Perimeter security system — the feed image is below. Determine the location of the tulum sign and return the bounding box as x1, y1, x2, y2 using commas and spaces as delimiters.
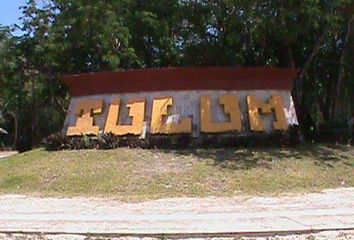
61, 67, 299, 139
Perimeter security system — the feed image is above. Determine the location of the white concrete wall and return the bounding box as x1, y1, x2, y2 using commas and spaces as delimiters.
62, 90, 298, 137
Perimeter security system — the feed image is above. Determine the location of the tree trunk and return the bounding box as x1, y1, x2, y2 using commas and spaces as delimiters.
49, 67, 54, 105
286, 43, 296, 68
332, 18, 352, 122
294, 29, 327, 105
31, 73, 36, 146
293, 28, 327, 125
7, 111, 18, 150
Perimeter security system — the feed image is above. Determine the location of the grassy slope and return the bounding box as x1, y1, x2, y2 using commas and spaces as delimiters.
0, 144, 353, 201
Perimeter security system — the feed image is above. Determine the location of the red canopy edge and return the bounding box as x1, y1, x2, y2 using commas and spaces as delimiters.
61, 67, 299, 97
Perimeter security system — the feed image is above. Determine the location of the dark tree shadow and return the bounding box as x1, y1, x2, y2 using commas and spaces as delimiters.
159, 144, 353, 170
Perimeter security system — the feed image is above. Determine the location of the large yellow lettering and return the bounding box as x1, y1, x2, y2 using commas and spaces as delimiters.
66, 99, 103, 136
151, 97, 192, 134
247, 95, 288, 131
201, 95, 242, 133
104, 98, 145, 135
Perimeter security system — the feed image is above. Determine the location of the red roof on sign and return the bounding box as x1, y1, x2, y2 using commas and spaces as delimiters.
61, 67, 299, 97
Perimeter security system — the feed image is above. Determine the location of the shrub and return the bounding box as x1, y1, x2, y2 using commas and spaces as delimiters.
44, 125, 303, 151
315, 122, 352, 144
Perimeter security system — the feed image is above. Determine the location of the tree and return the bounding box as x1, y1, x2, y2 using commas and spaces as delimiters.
0, 0, 353, 149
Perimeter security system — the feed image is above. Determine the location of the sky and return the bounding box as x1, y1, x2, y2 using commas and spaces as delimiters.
0, 0, 27, 34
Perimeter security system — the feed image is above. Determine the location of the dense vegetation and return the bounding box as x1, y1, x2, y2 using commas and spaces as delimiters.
0, 0, 353, 150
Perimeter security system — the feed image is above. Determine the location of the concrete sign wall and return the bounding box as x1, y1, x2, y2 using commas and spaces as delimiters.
61, 67, 299, 139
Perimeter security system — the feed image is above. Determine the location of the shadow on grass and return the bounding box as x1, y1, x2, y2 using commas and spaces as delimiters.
160, 144, 353, 170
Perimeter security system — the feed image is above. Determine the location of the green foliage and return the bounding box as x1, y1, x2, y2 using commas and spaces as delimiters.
44, 125, 302, 151
0, 0, 353, 149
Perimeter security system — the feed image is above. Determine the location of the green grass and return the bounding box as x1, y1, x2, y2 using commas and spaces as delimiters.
0, 144, 353, 201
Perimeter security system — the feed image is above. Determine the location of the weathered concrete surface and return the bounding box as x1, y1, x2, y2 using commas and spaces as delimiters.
1, 230, 354, 240
0, 188, 353, 236
63, 90, 298, 136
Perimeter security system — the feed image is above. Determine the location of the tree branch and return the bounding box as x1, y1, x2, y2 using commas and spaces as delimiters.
294, 28, 327, 104
332, 17, 353, 121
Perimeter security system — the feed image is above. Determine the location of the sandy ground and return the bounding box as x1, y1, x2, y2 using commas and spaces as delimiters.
0, 188, 353, 238
0, 230, 354, 240
0, 151, 18, 160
